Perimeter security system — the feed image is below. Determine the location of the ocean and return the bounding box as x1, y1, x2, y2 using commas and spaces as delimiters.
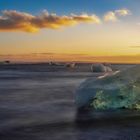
0, 63, 140, 140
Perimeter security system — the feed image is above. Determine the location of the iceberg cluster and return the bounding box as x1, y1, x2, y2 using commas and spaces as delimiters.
76, 65, 140, 110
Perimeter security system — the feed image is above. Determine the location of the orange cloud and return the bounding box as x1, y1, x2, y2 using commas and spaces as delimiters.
0, 10, 101, 32
0, 9, 131, 32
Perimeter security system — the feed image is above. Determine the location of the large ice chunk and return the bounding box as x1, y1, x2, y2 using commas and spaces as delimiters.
76, 65, 140, 110
91, 63, 112, 73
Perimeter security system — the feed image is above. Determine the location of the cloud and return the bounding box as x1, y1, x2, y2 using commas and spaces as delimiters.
0, 10, 101, 32
115, 9, 131, 16
104, 8, 130, 22
104, 11, 117, 22
0, 8, 131, 32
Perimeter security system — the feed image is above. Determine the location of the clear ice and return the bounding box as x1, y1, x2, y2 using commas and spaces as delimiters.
76, 65, 140, 110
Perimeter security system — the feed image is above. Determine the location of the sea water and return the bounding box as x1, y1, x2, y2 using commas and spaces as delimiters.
0, 64, 140, 140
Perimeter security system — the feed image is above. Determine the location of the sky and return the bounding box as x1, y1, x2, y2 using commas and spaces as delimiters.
0, 0, 140, 63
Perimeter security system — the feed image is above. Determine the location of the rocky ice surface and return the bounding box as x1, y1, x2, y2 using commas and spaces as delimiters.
76, 65, 140, 110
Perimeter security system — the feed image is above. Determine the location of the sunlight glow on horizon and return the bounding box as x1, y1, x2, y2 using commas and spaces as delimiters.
0, 1, 140, 63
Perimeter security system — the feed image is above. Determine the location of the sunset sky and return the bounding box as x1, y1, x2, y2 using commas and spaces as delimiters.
0, 0, 140, 63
